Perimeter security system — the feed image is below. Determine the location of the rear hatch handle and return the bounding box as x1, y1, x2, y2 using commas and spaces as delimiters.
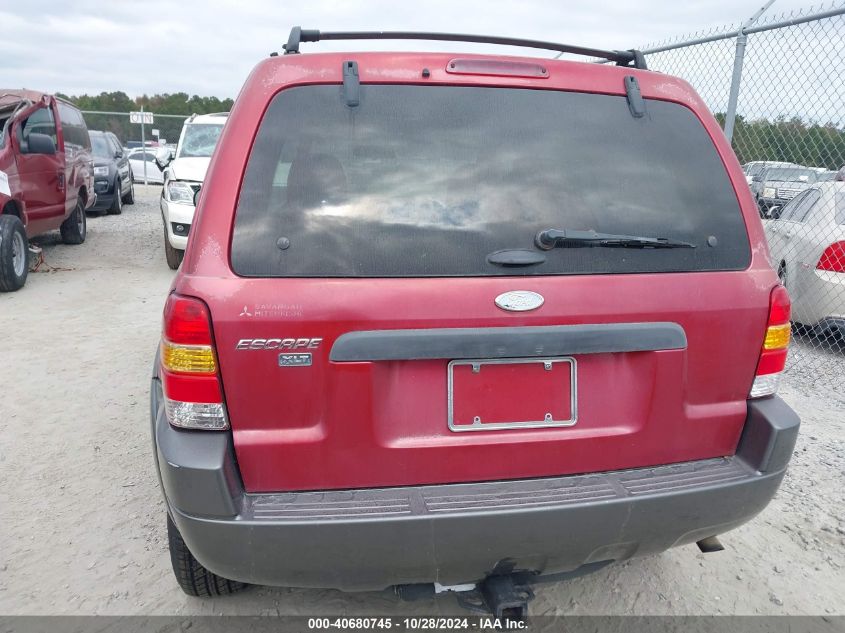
330, 322, 687, 362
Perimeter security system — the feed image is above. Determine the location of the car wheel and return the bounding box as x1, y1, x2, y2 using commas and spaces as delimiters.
60, 198, 87, 245
122, 174, 135, 205
167, 514, 246, 597
108, 179, 123, 215
0, 214, 29, 292
163, 221, 184, 270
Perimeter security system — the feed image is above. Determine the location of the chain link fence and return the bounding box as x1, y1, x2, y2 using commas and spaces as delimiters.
639, 4, 845, 387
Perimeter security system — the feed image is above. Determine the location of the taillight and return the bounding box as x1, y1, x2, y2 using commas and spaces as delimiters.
816, 241, 845, 273
750, 285, 791, 399
159, 294, 228, 430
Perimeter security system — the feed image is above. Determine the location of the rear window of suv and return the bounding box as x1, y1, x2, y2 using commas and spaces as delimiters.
231, 84, 750, 277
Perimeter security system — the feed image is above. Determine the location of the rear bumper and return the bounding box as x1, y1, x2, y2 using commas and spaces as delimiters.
150, 376, 799, 591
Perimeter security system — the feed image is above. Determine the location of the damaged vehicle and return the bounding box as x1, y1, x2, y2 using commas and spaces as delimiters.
0, 90, 94, 292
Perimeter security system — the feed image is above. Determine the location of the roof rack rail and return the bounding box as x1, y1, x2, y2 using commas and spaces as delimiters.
281, 27, 647, 69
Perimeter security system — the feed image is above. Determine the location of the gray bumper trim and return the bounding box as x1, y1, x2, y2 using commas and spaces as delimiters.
152, 374, 799, 591
330, 322, 686, 362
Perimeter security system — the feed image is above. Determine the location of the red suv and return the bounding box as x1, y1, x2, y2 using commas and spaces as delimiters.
150, 30, 800, 615
0, 90, 94, 291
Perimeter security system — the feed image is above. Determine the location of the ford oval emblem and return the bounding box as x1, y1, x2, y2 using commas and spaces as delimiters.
494, 290, 545, 312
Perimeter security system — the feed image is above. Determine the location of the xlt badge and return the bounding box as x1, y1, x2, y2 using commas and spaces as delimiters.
278, 353, 312, 367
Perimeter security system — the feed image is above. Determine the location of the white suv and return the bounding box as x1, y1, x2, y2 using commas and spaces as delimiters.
160, 113, 228, 268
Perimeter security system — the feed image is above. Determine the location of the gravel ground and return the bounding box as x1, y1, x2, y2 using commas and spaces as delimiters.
0, 185, 842, 615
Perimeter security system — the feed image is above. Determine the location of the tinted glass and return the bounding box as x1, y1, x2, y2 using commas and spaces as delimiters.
776, 191, 808, 221
57, 102, 91, 150
178, 123, 223, 158
22, 107, 56, 143
232, 85, 750, 277
90, 133, 112, 158
791, 190, 821, 222
106, 134, 122, 154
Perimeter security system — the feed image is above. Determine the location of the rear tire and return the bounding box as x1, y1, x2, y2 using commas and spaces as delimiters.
108, 179, 123, 215
60, 198, 87, 244
163, 221, 184, 270
167, 514, 246, 597
0, 215, 29, 292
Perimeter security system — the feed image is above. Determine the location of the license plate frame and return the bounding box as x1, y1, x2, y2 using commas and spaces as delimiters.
447, 357, 578, 432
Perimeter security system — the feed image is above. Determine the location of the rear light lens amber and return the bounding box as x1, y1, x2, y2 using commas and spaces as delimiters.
159, 294, 228, 430
750, 285, 791, 399
816, 241, 845, 273
763, 324, 791, 350
161, 341, 217, 373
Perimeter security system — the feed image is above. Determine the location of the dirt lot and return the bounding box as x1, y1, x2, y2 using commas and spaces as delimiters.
0, 185, 843, 615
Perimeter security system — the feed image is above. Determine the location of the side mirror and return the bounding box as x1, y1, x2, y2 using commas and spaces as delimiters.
26, 133, 56, 155
114, 150, 123, 159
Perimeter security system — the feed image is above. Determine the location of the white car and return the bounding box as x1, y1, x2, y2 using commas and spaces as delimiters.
765, 181, 845, 334
160, 113, 227, 269
128, 147, 169, 184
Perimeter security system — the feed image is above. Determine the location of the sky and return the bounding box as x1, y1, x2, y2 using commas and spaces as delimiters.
0, 0, 829, 99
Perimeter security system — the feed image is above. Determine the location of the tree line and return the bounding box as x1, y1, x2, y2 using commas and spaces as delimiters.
715, 113, 845, 171
57, 91, 234, 146
57, 91, 845, 170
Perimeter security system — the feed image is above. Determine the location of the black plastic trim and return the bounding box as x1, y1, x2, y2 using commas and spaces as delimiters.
736, 396, 801, 473
151, 351, 243, 519
330, 322, 687, 362
624, 75, 646, 118
342, 60, 360, 107
282, 27, 642, 67
168, 454, 788, 591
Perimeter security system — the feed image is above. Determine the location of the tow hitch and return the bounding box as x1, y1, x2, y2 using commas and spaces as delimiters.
396, 562, 612, 619
396, 574, 534, 620
470, 574, 535, 620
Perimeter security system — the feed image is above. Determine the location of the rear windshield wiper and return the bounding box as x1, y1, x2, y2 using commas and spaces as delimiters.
535, 228, 696, 250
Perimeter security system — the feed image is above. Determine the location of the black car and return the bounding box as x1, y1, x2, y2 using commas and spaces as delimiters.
89, 130, 134, 214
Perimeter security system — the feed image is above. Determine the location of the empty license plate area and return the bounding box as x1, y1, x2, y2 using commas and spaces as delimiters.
448, 357, 577, 432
